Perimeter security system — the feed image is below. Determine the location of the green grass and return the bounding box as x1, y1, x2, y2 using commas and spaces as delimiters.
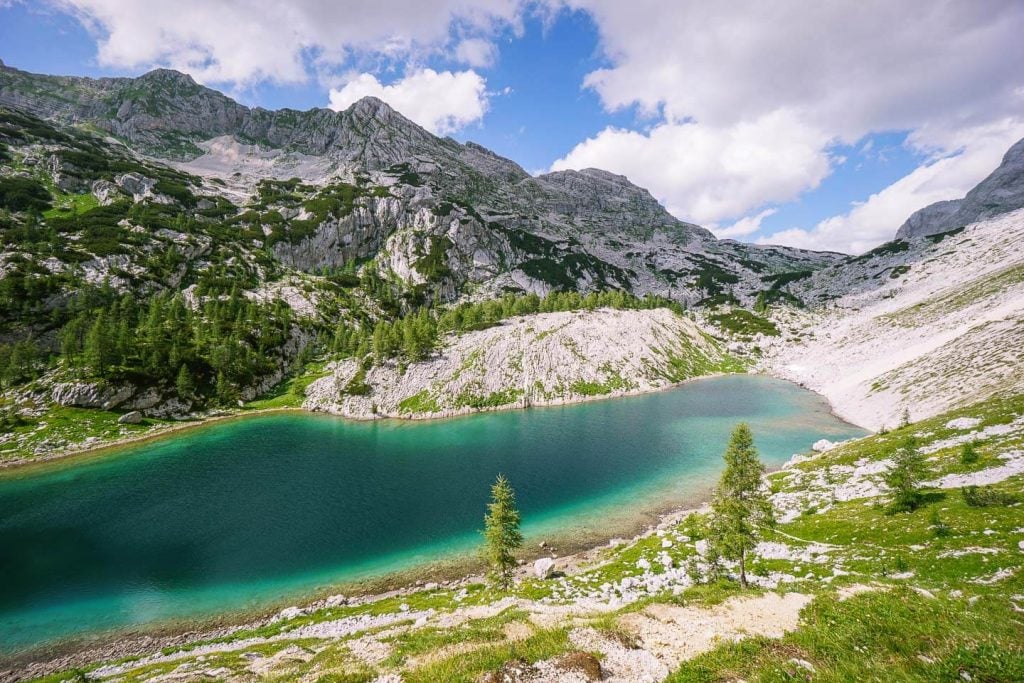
669, 587, 1024, 682
0, 404, 165, 465
453, 388, 524, 410
403, 627, 571, 683
246, 361, 330, 410
42, 191, 100, 219
708, 309, 780, 338
397, 390, 441, 414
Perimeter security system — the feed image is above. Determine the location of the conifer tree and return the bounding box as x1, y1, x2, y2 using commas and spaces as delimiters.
175, 364, 195, 399
886, 436, 927, 511
709, 423, 773, 587
483, 474, 524, 590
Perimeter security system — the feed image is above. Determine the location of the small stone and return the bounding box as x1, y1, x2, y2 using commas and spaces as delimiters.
399, 603, 410, 612
789, 658, 816, 673
661, 539, 673, 548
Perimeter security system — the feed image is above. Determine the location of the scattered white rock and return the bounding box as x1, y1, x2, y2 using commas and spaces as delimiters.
946, 417, 982, 430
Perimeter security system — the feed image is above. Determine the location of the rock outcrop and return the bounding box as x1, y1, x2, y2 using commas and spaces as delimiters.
303, 307, 739, 419
896, 137, 1024, 239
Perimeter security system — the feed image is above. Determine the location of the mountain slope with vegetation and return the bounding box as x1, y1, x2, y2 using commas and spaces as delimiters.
0, 63, 843, 462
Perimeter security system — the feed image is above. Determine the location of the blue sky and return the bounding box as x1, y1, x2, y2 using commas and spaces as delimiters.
2, 1, 1022, 253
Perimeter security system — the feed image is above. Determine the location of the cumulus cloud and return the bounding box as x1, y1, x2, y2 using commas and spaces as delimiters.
51, 0, 523, 84
328, 68, 488, 135
760, 120, 1024, 253
554, 0, 1024, 247
47, 0, 1024, 250
552, 110, 832, 225
715, 209, 778, 240
455, 38, 498, 67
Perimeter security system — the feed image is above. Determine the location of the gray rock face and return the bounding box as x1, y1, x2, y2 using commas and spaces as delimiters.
51, 381, 134, 410
117, 410, 143, 424
0, 62, 845, 303
896, 137, 1024, 239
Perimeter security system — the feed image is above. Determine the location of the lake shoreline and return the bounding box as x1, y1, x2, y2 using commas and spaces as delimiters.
1, 491, 715, 678
1, 370, 820, 474
0, 375, 868, 677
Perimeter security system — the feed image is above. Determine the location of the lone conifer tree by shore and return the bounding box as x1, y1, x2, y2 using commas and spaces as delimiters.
710, 423, 774, 587
483, 474, 524, 590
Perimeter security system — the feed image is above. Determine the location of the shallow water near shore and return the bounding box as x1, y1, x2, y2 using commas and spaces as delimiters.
0, 375, 866, 654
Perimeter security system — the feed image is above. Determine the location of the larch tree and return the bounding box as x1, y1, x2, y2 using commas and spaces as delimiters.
709, 423, 774, 588
483, 474, 524, 590
886, 435, 927, 512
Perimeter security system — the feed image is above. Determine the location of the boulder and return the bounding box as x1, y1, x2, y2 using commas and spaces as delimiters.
117, 410, 143, 425
115, 172, 157, 200
812, 439, 836, 452
534, 557, 556, 579
91, 179, 124, 205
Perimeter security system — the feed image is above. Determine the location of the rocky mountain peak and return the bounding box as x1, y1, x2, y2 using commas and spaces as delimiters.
345, 95, 396, 119
896, 134, 1024, 239
136, 68, 200, 87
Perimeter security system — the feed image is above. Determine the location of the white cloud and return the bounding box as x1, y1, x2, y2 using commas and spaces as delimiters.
455, 38, 497, 68
759, 119, 1024, 253
52, 0, 523, 84
714, 209, 777, 240
552, 110, 832, 225
328, 68, 488, 135
47, 0, 1024, 251
554, 0, 1024, 244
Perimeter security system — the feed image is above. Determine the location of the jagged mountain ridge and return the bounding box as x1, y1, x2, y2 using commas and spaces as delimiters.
0, 62, 842, 305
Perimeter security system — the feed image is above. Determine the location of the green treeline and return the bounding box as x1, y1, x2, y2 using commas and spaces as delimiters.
54, 285, 293, 404
330, 289, 685, 364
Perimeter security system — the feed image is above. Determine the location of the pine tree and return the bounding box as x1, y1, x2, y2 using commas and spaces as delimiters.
175, 364, 195, 399
482, 474, 524, 590
83, 312, 112, 377
886, 436, 927, 511
709, 423, 773, 587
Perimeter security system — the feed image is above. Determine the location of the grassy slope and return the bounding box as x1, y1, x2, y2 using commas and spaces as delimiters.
25, 393, 1024, 682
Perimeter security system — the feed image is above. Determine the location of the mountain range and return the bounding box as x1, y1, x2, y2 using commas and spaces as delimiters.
1, 60, 1023, 437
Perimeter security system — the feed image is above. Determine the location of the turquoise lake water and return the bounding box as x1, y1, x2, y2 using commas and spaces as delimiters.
0, 375, 866, 654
